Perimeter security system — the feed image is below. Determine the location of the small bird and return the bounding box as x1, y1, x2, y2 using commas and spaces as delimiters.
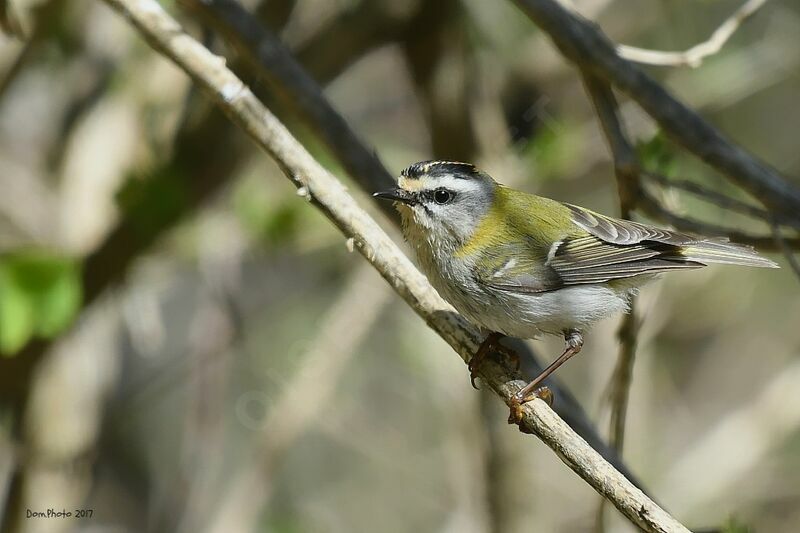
374, 160, 778, 423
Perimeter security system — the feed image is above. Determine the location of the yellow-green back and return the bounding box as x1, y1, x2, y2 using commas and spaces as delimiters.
455, 186, 575, 260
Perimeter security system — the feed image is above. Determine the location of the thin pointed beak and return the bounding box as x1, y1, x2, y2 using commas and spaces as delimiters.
373, 188, 416, 205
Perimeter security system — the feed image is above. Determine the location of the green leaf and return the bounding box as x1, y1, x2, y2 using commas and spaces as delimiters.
0, 265, 35, 355
0, 251, 82, 356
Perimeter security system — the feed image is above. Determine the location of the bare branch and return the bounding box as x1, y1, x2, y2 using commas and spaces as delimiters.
580, 73, 639, 214
641, 171, 797, 227
637, 190, 800, 251
512, 0, 800, 221
99, 1, 690, 530
178, 0, 398, 218
770, 223, 800, 284
608, 305, 639, 452
618, 0, 769, 68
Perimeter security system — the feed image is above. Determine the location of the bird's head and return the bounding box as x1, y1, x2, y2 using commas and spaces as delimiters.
374, 160, 497, 247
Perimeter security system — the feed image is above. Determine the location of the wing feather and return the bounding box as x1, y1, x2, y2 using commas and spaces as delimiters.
548, 235, 703, 285
473, 201, 774, 295
565, 203, 698, 246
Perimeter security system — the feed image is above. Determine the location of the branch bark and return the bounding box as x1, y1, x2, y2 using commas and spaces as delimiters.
98, 1, 690, 531
178, 0, 398, 210
512, 0, 800, 221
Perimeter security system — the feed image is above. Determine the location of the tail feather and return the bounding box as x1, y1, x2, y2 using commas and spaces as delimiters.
680, 239, 779, 269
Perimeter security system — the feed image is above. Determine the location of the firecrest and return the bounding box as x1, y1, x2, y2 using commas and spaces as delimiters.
374, 160, 778, 423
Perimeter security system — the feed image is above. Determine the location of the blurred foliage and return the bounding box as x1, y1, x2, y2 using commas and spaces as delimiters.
638, 130, 679, 177
116, 165, 190, 240
0, 250, 81, 355
721, 516, 754, 533
232, 176, 302, 247
0, 0, 24, 39
524, 119, 585, 182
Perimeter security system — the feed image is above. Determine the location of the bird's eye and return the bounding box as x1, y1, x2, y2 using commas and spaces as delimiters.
433, 188, 453, 204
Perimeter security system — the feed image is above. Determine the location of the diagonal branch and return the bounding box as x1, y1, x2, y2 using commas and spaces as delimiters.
581, 73, 640, 215
99, 1, 690, 531
179, 0, 398, 218
512, 0, 800, 221
636, 190, 800, 250
642, 171, 790, 226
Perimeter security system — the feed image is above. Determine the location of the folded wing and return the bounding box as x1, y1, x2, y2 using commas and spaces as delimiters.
475, 203, 776, 294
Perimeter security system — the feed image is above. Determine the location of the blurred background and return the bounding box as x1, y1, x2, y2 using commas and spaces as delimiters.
0, 0, 799, 532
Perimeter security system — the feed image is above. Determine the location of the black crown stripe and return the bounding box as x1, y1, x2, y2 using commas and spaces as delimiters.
400, 160, 480, 180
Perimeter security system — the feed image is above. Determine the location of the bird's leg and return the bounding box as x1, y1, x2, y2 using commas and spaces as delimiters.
508, 329, 583, 425
468, 332, 519, 389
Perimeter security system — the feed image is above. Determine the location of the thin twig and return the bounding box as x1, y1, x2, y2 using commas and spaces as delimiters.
574, 91, 800, 251
609, 304, 639, 452
618, 0, 769, 68
512, 0, 800, 221
770, 223, 800, 284
581, 73, 639, 212
99, 2, 689, 530
637, 189, 800, 251
642, 171, 786, 225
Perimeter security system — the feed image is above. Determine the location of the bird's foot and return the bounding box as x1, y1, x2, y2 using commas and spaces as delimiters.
507, 386, 553, 428
506, 329, 583, 427
469, 332, 519, 389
